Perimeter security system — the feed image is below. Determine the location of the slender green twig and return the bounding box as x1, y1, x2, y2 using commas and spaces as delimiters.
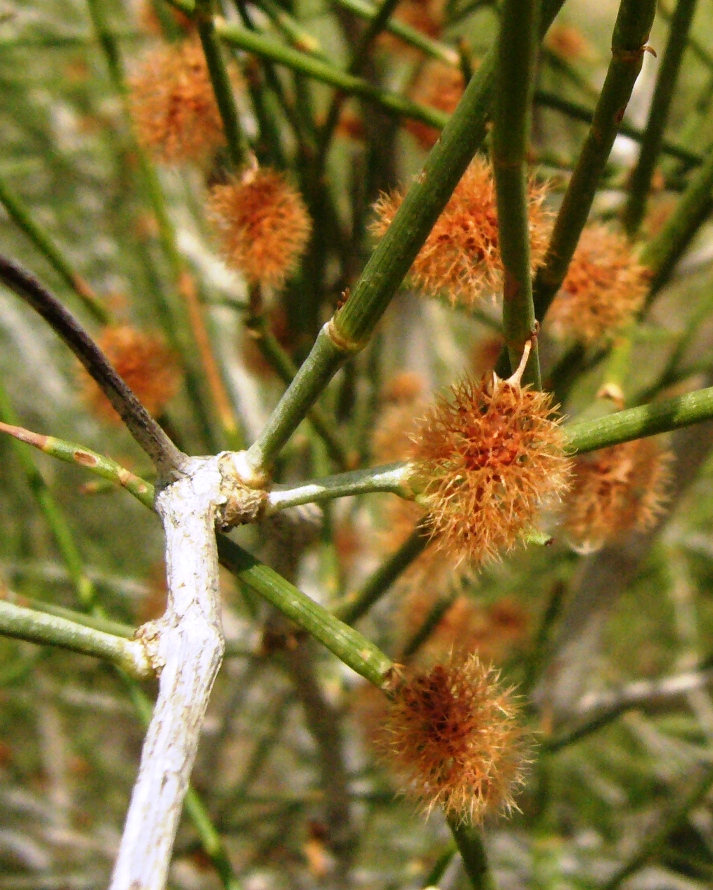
543, 706, 625, 752
329, 0, 460, 64
13, 377, 713, 521
195, 0, 246, 167
641, 139, 713, 295
168, 0, 450, 127
534, 88, 702, 166
245, 310, 351, 469
637, 283, 713, 403
622, 0, 699, 235
533, 0, 657, 321
520, 581, 567, 697
0, 174, 109, 324
86, 0, 242, 452
314, 0, 404, 175
0, 599, 152, 679
401, 592, 457, 660
492, 0, 542, 385
541, 45, 599, 101
0, 255, 185, 477
446, 816, 497, 890
601, 763, 713, 890
0, 421, 155, 509
258, 0, 324, 56
213, 18, 451, 129
336, 524, 431, 625
0, 379, 96, 609
240, 0, 567, 477
659, 0, 713, 71
422, 843, 458, 888
216, 535, 394, 687
265, 463, 413, 514
1, 590, 135, 638
564, 384, 713, 453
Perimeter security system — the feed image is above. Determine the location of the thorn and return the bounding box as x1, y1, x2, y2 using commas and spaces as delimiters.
507, 339, 532, 387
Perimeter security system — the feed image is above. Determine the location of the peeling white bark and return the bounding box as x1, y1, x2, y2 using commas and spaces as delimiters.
109, 457, 226, 890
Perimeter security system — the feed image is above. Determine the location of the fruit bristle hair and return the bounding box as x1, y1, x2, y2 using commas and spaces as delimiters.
208, 166, 312, 291
129, 36, 236, 165
407, 343, 571, 566
371, 157, 551, 307
547, 224, 650, 346
562, 437, 673, 552
378, 653, 529, 822
81, 325, 181, 423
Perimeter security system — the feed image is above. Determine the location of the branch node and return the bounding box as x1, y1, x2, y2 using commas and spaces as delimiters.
216, 452, 269, 528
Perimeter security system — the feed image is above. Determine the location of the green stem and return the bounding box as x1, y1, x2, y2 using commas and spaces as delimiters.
86, 0, 237, 453
258, 0, 325, 56
265, 462, 412, 513
242, 0, 567, 475
492, 0, 542, 385
446, 816, 497, 890
534, 88, 701, 167
0, 421, 155, 509
637, 283, 713, 402
519, 580, 567, 696
335, 524, 430, 625
541, 45, 599, 101
659, 0, 713, 71
184, 791, 243, 889
196, 0, 246, 167
212, 18, 450, 129
0, 599, 152, 679
216, 535, 394, 687
641, 138, 713, 294
1, 590, 135, 638
0, 380, 95, 608
243, 323, 349, 476
401, 592, 457, 660
601, 764, 713, 890
564, 384, 713, 453
533, 0, 656, 321
622, 0, 700, 235
329, 0, 460, 65
314, 0, 404, 175
422, 843, 458, 888
0, 174, 109, 324
245, 310, 351, 469
544, 711, 623, 753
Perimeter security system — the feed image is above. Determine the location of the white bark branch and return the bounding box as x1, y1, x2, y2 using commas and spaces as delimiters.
109, 457, 226, 890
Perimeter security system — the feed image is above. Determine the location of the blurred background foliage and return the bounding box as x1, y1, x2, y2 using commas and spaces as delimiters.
3, 0, 713, 887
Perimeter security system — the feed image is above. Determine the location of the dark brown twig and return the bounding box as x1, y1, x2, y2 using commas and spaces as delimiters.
0, 255, 186, 479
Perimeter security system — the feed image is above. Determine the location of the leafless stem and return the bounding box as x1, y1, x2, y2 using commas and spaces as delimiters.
0, 254, 186, 479
109, 457, 226, 890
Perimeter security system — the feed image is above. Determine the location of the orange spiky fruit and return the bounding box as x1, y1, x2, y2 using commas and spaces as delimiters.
407, 346, 571, 566
81, 325, 181, 423
208, 166, 312, 290
562, 437, 673, 552
378, 654, 528, 822
129, 36, 235, 165
547, 224, 650, 345
371, 157, 551, 308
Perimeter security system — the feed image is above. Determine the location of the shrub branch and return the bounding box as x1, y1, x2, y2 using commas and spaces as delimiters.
0, 255, 186, 478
